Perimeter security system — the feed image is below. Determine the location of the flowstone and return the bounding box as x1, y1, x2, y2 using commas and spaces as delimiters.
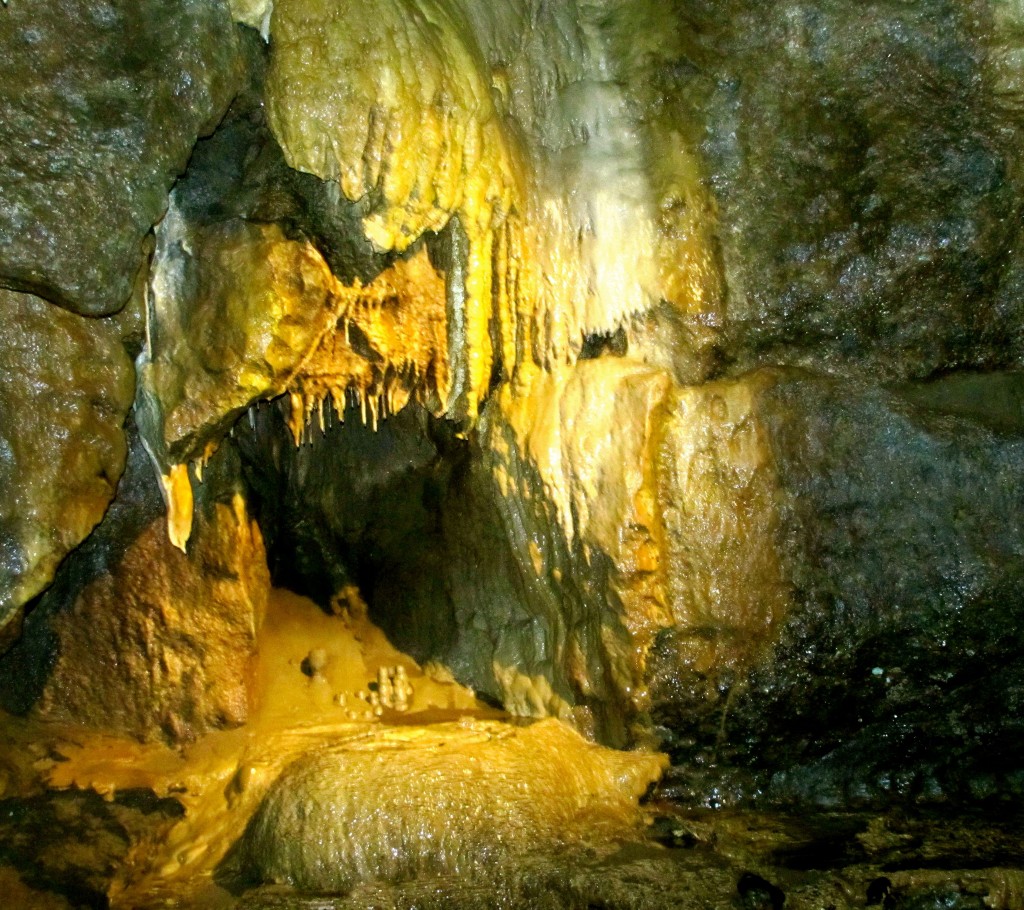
238, 718, 666, 893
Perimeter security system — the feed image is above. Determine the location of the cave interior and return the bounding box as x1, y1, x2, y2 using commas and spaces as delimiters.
0, 0, 1023, 907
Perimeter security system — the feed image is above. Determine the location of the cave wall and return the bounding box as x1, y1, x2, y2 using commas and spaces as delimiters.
0, 0, 1022, 804
0, 425, 268, 742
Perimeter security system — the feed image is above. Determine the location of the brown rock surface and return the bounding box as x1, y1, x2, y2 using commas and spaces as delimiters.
0, 289, 135, 643
0, 435, 269, 743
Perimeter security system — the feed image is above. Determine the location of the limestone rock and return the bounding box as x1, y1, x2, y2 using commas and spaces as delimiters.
170, 26, 389, 288
0, 290, 135, 644
233, 360, 795, 747
0, 432, 269, 743
667, 0, 1024, 379
655, 372, 792, 669
138, 193, 451, 475
228, 0, 273, 36
139, 213, 344, 464
263, 0, 723, 411
238, 718, 665, 892
650, 369, 1024, 806
476, 361, 676, 739
0, 0, 242, 315
470, 362, 795, 742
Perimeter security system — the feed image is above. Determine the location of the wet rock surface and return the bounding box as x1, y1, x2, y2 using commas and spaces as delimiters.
232, 719, 664, 894
171, 28, 390, 287
235, 389, 645, 745
0, 428, 269, 743
0, 0, 242, 315
666, 0, 1024, 379
0, 789, 183, 909
650, 370, 1024, 808
0, 0, 1022, 904
0, 289, 135, 643
6, 797, 1017, 909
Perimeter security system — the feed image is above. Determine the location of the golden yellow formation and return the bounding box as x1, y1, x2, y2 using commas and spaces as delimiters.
145, 0, 786, 722
262, 0, 723, 410
13, 589, 664, 907
284, 244, 451, 441
266, 0, 521, 417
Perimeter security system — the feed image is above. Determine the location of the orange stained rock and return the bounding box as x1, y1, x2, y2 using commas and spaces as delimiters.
12, 587, 664, 907
285, 244, 451, 442
241, 715, 668, 893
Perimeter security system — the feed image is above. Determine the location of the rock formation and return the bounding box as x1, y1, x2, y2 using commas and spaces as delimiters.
0, 0, 1022, 826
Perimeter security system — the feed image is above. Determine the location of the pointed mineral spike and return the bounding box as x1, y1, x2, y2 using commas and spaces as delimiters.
161, 464, 194, 554
288, 392, 304, 446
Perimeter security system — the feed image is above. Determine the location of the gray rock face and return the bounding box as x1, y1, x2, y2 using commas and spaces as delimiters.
650, 370, 1024, 807
0, 0, 242, 315
0, 289, 135, 643
666, 0, 1024, 379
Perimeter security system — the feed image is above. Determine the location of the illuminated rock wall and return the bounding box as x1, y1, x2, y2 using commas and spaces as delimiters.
0, 0, 1022, 806
0, 430, 269, 743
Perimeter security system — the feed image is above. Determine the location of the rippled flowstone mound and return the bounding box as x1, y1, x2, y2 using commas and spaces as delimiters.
237, 718, 667, 893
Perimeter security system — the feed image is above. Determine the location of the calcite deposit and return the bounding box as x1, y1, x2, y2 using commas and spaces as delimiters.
241, 718, 666, 892
263, 0, 721, 408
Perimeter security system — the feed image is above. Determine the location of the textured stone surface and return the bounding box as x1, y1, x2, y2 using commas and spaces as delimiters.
138, 196, 450, 480
238, 718, 665, 892
0, 0, 242, 314
263, 0, 722, 412
139, 213, 343, 464
476, 362, 676, 741
665, 0, 1024, 379
654, 372, 792, 668
0, 290, 135, 643
234, 360, 796, 748
650, 370, 1024, 807
0, 790, 184, 909
138, 37, 454, 502
0, 0, 1021, 829
171, 27, 389, 287
0, 431, 269, 743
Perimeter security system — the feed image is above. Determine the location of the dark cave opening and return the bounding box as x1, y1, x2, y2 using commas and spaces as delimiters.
233, 396, 471, 670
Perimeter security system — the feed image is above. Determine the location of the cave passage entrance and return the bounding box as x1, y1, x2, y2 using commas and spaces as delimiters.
235, 394, 478, 674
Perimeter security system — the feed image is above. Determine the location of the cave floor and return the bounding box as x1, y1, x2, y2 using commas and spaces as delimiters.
234, 807, 1024, 910
2, 794, 1022, 909
0, 589, 1021, 909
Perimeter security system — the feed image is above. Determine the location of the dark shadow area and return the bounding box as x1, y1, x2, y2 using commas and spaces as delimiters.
0, 789, 184, 909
